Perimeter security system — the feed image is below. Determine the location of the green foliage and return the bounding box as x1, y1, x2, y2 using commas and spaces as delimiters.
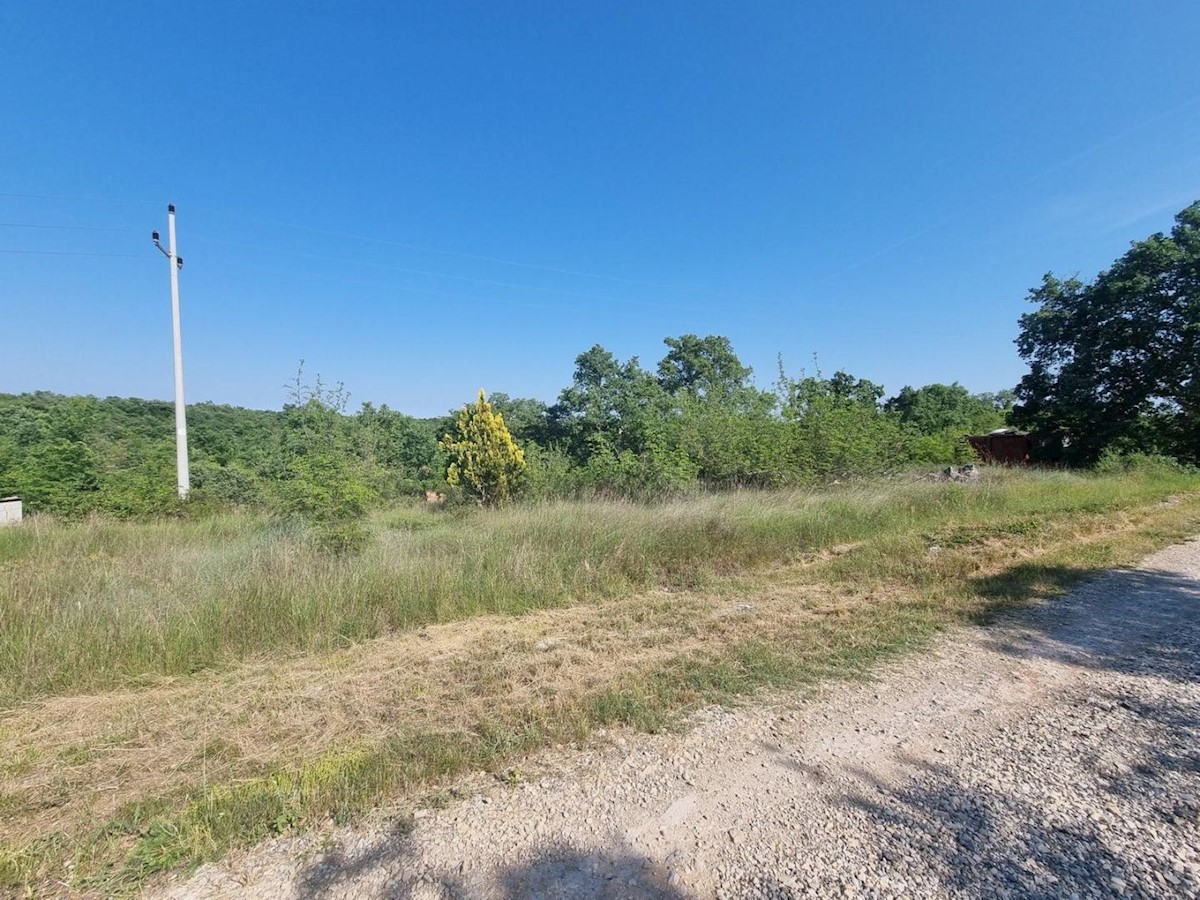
0, 395, 103, 514
885, 382, 1007, 435
100, 438, 186, 517
777, 361, 912, 478
1, 334, 1032, 518
518, 443, 576, 501
277, 366, 374, 553
903, 431, 978, 466
279, 450, 373, 521
575, 437, 700, 498
1093, 450, 1192, 477
673, 399, 791, 488
354, 401, 442, 492
0, 392, 285, 517
548, 344, 670, 464
881, 383, 1009, 466
191, 460, 263, 506
482, 393, 551, 445
440, 391, 527, 506
1013, 200, 1200, 465
656, 333, 753, 402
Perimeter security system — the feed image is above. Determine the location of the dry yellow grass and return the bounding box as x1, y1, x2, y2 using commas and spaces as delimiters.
0, 583, 811, 845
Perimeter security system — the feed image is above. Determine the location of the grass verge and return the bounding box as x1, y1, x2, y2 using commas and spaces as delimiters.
1, 468, 1198, 895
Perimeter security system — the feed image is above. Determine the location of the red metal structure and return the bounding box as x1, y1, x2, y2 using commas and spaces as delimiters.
967, 431, 1034, 465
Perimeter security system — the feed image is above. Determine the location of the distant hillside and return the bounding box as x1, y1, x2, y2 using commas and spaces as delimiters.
0, 336, 1020, 518
0, 392, 440, 515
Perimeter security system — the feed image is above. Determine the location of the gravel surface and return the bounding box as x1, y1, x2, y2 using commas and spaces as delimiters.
154, 539, 1200, 899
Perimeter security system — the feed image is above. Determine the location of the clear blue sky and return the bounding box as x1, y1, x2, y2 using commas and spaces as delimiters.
2, 2, 1198, 416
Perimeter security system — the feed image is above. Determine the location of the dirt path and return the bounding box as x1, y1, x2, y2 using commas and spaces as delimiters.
156, 540, 1200, 899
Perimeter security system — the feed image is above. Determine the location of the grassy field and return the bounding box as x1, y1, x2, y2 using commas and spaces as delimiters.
2, 467, 1199, 894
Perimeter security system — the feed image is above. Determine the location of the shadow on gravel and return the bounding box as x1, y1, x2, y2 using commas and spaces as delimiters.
476, 844, 687, 900
830, 558, 1200, 898
842, 756, 1178, 899
294, 558, 1200, 899
969, 564, 1200, 683
294, 819, 413, 899
295, 834, 688, 899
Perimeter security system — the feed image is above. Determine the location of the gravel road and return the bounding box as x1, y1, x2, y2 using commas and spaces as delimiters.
157, 539, 1200, 899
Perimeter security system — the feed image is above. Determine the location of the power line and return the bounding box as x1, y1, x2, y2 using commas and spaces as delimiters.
0, 222, 139, 233
212, 257, 760, 329
190, 236, 686, 309
195, 236, 739, 316
1, 191, 772, 310
192, 207, 799, 308
6, 91, 1197, 298
4, 190, 737, 298
260, 221, 692, 290
805, 93, 1200, 289
196, 206, 697, 291
0, 191, 159, 206
217, 257, 611, 317
3, 191, 779, 309
0, 248, 141, 258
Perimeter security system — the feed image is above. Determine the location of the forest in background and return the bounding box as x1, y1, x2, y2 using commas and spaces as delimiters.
5, 199, 1196, 525
0, 338, 1012, 520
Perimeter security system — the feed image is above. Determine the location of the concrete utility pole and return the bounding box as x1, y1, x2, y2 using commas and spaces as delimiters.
152, 204, 190, 499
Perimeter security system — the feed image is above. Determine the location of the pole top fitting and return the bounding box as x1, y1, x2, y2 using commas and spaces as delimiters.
168, 203, 176, 214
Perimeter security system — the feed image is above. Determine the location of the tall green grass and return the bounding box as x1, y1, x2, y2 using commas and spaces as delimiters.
1, 468, 1196, 705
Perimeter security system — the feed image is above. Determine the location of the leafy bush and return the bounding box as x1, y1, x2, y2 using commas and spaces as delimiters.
1093, 450, 1192, 476
519, 443, 576, 500
190, 460, 264, 507
439, 391, 527, 506
312, 520, 371, 555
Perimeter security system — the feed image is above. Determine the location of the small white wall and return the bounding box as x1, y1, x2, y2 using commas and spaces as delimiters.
0, 499, 22, 526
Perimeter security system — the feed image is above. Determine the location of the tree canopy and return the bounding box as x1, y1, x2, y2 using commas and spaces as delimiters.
656, 334, 753, 402
1, 333, 1025, 517
885, 383, 1008, 436
1012, 201, 1200, 464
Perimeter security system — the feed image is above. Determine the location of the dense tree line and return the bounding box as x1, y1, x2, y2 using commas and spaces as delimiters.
4, 200, 1196, 530
0, 344, 1010, 519
0, 382, 441, 519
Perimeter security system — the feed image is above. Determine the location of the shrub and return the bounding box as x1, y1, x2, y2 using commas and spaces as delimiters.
440, 391, 527, 506
1093, 450, 1192, 476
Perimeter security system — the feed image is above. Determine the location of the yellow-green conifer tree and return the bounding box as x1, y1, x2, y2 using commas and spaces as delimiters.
439, 390, 527, 505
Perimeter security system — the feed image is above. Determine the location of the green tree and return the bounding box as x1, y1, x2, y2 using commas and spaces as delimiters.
440, 391, 527, 505
656, 334, 753, 403
777, 362, 908, 478
548, 345, 668, 463
974, 389, 1017, 414
674, 398, 791, 488
779, 365, 884, 417
885, 383, 1010, 464
355, 401, 441, 493
0, 396, 103, 514
278, 365, 374, 552
885, 383, 1006, 435
1012, 201, 1200, 464
483, 393, 551, 445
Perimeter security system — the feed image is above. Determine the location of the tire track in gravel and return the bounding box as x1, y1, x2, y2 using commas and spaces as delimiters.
155, 539, 1200, 899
